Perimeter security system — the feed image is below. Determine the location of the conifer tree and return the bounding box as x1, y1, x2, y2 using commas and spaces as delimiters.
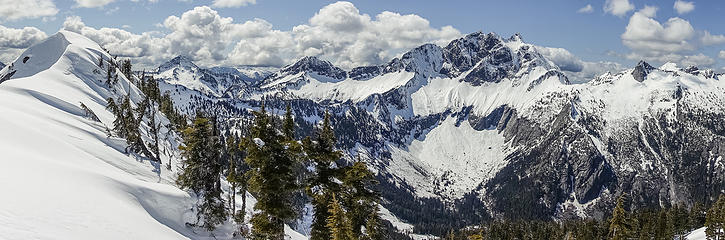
609, 194, 636, 240
691, 202, 707, 230
304, 111, 344, 240
706, 194, 725, 239
177, 113, 226, 231
245, 104, 300, 239
341, 160, 381, 238
363, 204, 384, 240
327, 194, 354, 240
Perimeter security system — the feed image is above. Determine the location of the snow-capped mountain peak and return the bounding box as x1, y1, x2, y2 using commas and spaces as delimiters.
278, 56, 347, 80
158, 55, 198, 72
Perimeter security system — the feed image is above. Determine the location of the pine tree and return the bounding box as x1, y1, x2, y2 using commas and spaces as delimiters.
706, 194, 725, 240
327, 194, 354, 240
609, 194, 636, 240
106, 63, 114, 87
176, 113, 226, 231
691, 202, 707, 230
341, 160, 380, 238
245, 104, 300, 239
363, 204, 383, 240
121, 59, 132, 78
304, 111, 344, 240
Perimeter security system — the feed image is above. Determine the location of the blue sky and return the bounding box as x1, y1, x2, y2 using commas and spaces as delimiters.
0, 0, 723, 77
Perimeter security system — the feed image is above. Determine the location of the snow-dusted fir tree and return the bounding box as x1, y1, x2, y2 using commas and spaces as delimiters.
176, 113, 226, 231
245, 104, 301, 239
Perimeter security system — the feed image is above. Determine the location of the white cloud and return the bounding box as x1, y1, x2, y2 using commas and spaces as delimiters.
719, 50, 725, 59
616, 6, 725, 67
60, 1, 461, 69
639, 5, 658, 18
289, 1, 460, 68
62, 16, 169, 67
622, 10, 695, 57
604, 0, 634, 17
211, 0, 256, 8
567, 61, 625, 83
536, 46, 584, 72
536, 45, 625, 83
0, 25, 48, 48
702, 31, 725, 46
0, 48, 23, 64
0, 0, 58, 21
75, 0, 115, 8
679, 53, 714, 66
577, 4, 594, 13
673, 0, 695, 15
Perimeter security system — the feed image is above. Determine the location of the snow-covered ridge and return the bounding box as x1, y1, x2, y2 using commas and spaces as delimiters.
154, 55, 276, 98
0, 31, 306, 239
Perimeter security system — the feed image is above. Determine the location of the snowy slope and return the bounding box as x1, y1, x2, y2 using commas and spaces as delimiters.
0, 31, 306, 239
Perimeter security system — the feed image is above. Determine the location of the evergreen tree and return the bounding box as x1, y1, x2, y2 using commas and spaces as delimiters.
303, 111, 344, 240
706, 194, 725, 240
106, 63, 114, 87
226, 134, 249, 234
691, 202, 707, 230
363, 204, 384, 240
327, 194, 354, 240
121, 59, 132, 78
609, 194, 636, 240
341, 160, 381, 238
176, 113, 226, 231
245, 104, 300, 239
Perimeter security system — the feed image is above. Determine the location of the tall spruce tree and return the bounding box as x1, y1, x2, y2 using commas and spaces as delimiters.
341, 160, 381, 238
176, 113, 226, 231
706, 194, 725, 239
327, 194, 354, 240
609, 194, 636, 240
303, 111, 344, 240
245, 104, 300, 239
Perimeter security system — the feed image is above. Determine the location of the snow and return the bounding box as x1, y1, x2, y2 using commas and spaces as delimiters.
685, 227, 707, 240
0, 31, 306, 239
388, 116, 509, 199
253, 138, 265, 147
259, 70, 416, 103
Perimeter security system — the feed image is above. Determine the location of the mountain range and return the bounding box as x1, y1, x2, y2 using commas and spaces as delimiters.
154, 31, 725, 232
1, 29, 723, 238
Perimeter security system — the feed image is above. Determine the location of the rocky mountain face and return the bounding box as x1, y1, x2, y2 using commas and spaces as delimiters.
156, 31, 725, 234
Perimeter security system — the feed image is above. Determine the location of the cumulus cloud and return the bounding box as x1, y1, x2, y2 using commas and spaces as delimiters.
62, 16, 169, 67
211, 0, 256, 8
639, 5, 658, 18
577, 4, 594, 14
289, 1, 461, 68
59, 1, 461, 69
702, 31, 725, 46
619, 6, 724, 67
0, 0, 58, 21
536, 45, 625, 83
75, 0, 115, 8
621, 9, 695, 58
0, 25, 48, 49
673, 0, 695, 15
604, 0, 634, 17
718, 50, 725, 59
536, 46, 584, 72
567, 61, 625, 83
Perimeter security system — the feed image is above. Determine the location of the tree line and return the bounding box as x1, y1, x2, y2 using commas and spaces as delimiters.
176, 104, 389, 240
450, 193, 725, 240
